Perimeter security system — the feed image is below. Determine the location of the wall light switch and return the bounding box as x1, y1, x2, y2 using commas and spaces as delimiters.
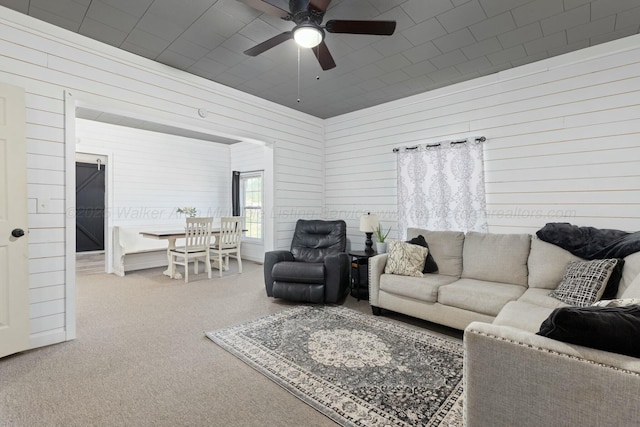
37, 198, 50, 213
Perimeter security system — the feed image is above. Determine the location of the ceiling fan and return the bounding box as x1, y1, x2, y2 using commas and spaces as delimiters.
239, 0, 397, 70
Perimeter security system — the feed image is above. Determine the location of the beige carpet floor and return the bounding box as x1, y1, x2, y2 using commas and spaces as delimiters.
0, 260, 461, 427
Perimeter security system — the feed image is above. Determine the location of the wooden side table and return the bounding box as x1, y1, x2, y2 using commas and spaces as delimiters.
349, 250, 377, 301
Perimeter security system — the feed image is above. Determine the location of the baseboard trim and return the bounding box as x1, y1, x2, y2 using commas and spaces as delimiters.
30, 329, 67, 349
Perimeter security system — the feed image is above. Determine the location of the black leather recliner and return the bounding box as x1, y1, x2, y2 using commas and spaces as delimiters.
264, 219, 350, 303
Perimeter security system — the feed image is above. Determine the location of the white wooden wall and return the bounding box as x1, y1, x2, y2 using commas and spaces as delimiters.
7, 2, 640, 350
325, 34, 640, 248
230, 141, 268, 262
231, 141, 266, 172
273, 134, 325, 249
0, 7, 324, 349
76, 119, 231, 226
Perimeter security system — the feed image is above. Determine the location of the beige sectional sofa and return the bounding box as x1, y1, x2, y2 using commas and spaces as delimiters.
369, 227, 543, 330
368, 227, 640, 426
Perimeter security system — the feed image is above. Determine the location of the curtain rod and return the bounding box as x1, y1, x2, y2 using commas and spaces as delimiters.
392, 136, 486, 153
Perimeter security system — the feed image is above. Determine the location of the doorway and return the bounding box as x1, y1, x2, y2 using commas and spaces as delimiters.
75, 154, 107, 275
76, 161, 105, 252
64, 91, 276, 342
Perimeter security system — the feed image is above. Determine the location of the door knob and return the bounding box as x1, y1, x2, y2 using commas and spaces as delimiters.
11, 228, 25, 238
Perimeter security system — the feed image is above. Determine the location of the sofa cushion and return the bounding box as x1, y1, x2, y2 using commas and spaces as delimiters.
384, 241, 427, 277
621, 271, 640, 299
438, 278, 526, 317
527, 237, 583, 289
517, 288, 571, 310
461, 232, 531, 286
537, 305, 640, 357
493, 301, 556, 334
380, 273, 458, 303
406, 235, 438, 273
407, 228, 464, 277
549, 258, 621, 307
619, 251, 640, 297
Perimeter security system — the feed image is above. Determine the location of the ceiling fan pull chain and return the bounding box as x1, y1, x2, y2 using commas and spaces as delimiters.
297, 46, 301, 103
317, 44, 321, 79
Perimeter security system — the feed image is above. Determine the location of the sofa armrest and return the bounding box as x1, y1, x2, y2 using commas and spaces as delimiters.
324, 252, 350, 303
463, 321, 640, 427
368, 253, 388, 307
263, 250, 294, 296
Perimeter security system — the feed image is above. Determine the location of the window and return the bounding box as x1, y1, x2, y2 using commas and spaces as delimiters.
240, 172, 263, 240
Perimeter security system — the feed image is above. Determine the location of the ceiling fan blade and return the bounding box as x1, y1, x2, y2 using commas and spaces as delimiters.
237, 0, 290, 18
312, 41, 336, 70
309, 0, 332, 12
290, 0, 311, 14
325, 20, 396, 35
244, 32, 293, 56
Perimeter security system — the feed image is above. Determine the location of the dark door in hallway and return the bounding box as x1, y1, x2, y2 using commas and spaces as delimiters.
76, 162, 105, 252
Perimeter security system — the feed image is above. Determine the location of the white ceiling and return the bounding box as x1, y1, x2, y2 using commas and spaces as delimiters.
2, 0, 640, 119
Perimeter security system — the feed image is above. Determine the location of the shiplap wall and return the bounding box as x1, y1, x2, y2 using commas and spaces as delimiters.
0, 7, 323, 349
273, 135, 324, 248
230, 141, 268, 262
325, 34, 640, 248
76, 119, 231, 226
230, 141, 266, 172
9, 4, 640, 350
75, 119, 231, 273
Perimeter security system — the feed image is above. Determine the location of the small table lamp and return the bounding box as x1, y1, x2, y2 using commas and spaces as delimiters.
359, 213, 379, 253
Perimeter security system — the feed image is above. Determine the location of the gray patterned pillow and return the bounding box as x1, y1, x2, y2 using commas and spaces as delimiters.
593, 298, 640, 308
549, 259, 619, 307
384, 240, 427, 277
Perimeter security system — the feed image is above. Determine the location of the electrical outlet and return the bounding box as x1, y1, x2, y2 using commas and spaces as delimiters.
37, 198, 50, 213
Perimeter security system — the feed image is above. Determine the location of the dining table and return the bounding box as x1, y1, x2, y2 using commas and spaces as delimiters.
140, 228, 234, 279
140, 228, 247, 279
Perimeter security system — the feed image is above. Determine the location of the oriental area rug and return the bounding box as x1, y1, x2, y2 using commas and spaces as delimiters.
206, 306, 463, 427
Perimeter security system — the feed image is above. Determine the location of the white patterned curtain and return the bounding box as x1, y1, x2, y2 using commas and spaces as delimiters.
397, 141, 488, 237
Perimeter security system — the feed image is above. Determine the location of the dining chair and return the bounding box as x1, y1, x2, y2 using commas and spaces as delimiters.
169, 216, 213, 283
210, 216, 243, 277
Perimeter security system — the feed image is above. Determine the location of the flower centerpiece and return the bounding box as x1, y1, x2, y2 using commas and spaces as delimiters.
176, 206, 197, 217
375, 224, 391, 253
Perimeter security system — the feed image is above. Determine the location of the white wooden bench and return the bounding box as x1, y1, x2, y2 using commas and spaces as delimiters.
112, 225, 185, 276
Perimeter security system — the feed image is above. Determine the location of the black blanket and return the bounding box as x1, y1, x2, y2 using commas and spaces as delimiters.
536, 223, 640, 260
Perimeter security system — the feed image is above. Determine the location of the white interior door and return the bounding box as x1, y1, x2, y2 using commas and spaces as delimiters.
0, 83, 29, 358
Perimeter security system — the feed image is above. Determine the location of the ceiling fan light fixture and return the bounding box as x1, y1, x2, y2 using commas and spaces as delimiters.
293, 24, 324, 48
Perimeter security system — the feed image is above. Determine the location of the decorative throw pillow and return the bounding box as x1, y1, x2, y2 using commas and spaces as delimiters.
601, 258, 625, 300
549, 259, 620, 306
537, 305, 640, 357
593, 298, 640, 308
384, 240, 427, 277
406, 235, 438, 273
